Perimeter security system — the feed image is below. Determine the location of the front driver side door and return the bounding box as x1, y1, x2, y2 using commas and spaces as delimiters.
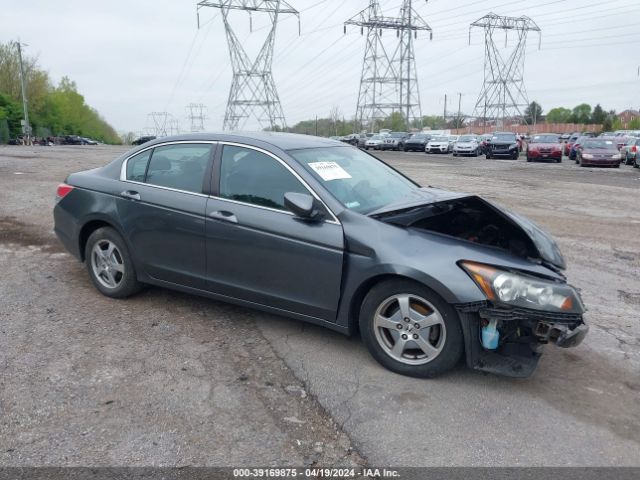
205, 143, 344, 322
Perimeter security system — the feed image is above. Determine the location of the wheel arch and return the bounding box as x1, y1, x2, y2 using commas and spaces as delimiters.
78, 217, 126, 262
346, 270, 461, 335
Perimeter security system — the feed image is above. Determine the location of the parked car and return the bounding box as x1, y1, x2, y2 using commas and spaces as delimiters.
425, 136, 452, 154
81, 137, 99, 145
403, 133, 432, 152
485, 132, 519, 159
380, 132, 410, 151
575, 138, 622, 167
364, 134, 384, 150
132, 136, 157, 146
357, 133, 374, 148
452, 135, 480, 157
53, 132, 588, 378
526, 134, 562, 163
478, 134, 493, 154
60, 135, 83, 145
340, 134, 360, 146
620, 137, 639, 165
569, 136, 589, 161
564, 133, 582, 156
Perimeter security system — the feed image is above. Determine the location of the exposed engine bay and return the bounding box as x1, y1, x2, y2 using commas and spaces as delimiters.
372, 196, 540, 263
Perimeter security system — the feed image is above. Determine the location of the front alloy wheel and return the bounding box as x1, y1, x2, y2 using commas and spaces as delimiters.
360, 279, 463, 378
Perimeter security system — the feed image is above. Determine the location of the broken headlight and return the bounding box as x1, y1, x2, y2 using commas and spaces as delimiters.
460, 261, 584, 314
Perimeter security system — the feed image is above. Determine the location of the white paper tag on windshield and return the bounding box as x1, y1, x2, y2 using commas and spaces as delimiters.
308, 161, 352, 181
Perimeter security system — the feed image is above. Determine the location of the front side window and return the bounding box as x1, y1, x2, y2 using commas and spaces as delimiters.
126, 150, 152, 182
219, 145, 308, 211
146, 144, 212, 194
289, 146, 419, 214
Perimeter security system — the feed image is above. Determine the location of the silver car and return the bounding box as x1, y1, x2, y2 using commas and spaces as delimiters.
453, 135, 480, 157
426, 136, 452, 153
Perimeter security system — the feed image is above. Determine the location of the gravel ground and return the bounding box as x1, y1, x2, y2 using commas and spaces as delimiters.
0, 144, 638, 467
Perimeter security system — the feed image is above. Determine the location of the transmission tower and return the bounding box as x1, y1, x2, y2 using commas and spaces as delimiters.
196, 1, 299, 131
186, 103, 207, 132
148, 112, 171, 137
345, 1, 432, 132
470, 13, 541, 130
169, 118, 181, 135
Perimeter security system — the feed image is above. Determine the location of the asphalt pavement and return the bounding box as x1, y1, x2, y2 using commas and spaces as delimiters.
0, 145, 638, 467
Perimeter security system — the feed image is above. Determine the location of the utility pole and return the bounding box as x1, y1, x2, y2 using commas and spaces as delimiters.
197, 1, 299, 131
345, 0, 432, 132
469, 13, 541, 128
315, 115, 318, 136
443, 94, 447, 127
456, 92, 462, 130
15, 40, 31, 145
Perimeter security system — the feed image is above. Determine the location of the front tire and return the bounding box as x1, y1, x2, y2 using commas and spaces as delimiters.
85, 227, 142, 298
359, 279, 463, 378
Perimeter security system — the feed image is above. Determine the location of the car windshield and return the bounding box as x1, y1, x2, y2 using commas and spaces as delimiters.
389, 132, 405, 138
432, 136, 449, 142
458, 136, 476, 142
583, 140, 616, 150
492, 134, 515, 142
370, 135, 382, 140
531, 135, 559, 143
411, 134, 429, 140
289, 147, 418, 214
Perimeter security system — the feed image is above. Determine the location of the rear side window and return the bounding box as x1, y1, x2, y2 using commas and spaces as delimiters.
126, 150, 151, 182
146, 144, 212, 194
219, 145, 308, 210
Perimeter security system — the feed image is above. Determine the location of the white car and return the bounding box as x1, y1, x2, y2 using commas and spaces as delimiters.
364, 135, 384, 150
453, 135, 481, 157
426, 136, 452, 154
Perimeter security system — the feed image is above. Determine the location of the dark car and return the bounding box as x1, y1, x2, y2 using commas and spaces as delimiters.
564, 133, 582, 156
485, 132, 520, 159
568, 136, 589, 161
357, 133, 373, 148
403, 133, 432, 152
53, 133, 588, 378
575, 138, 622, 167
526, 134, 562, 163
60, 135, 83, 145
131, 136, 157, 146
380, 132, 410, 151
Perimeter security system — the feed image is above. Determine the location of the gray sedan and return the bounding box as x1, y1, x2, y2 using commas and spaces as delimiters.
53, 133, 588, 378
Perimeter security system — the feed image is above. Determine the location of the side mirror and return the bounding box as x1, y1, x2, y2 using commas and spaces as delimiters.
284, 192, 323, 221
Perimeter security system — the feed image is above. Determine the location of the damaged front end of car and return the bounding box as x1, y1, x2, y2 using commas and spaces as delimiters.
371, 191, 588, 377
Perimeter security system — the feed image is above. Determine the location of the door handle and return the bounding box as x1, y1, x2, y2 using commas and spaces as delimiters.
208, 210, 238, 224
120, 190, 141, 201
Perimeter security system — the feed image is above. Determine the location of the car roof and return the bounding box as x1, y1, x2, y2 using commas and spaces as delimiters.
136, 132, 344, 150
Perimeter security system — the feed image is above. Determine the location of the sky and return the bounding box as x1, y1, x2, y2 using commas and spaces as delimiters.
2, 0, 640, 134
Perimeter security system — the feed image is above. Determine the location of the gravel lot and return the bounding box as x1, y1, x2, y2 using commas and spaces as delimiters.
0, 144, 638, 467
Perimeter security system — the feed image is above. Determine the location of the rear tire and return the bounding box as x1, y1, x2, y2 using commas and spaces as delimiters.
359, 279, 463, 378
85, 227, 142, 298
486, 154, 491, 159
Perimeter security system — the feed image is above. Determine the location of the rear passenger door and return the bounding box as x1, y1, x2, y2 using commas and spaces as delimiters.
117, 142, 215, 289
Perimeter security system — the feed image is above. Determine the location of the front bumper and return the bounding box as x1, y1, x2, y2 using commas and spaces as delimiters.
457, 303, 588, 377
427, 146, 448, 153
380, 143, 400, 150
529, 151, 562, 160
581, 159, 621, 167
405, 143, 426, 151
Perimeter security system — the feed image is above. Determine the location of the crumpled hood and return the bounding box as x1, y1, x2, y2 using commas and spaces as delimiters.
369, 188, 567, 270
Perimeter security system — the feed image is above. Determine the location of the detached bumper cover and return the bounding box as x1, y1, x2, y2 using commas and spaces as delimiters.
457, 303, 588, 377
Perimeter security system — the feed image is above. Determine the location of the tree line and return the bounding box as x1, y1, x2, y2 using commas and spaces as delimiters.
0, 42, 120, 144
285, 101, 636, 136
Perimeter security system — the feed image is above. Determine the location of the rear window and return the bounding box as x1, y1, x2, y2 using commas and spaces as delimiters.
145, 144, 212, 194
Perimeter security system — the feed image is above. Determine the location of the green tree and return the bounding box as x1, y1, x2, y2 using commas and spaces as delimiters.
0, 119, 9, 143
546, 107, 572, 124
570, 104, 592, 124
524, 101, 543, 125
601, 115, 613, 132
591, 104, 607, 124
629, 118, 640, 130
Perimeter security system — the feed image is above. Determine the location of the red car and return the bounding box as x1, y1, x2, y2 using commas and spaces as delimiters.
575, 138, 622, 167
564, 133, 581, 156
526, 133, 562, 163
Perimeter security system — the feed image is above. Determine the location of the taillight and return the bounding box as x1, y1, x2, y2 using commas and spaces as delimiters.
632, 145, 637, 153
56, 183, 74, 201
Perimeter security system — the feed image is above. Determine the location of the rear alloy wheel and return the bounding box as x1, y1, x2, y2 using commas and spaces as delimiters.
85, 227, 142, 298
360, 280, 463, 378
